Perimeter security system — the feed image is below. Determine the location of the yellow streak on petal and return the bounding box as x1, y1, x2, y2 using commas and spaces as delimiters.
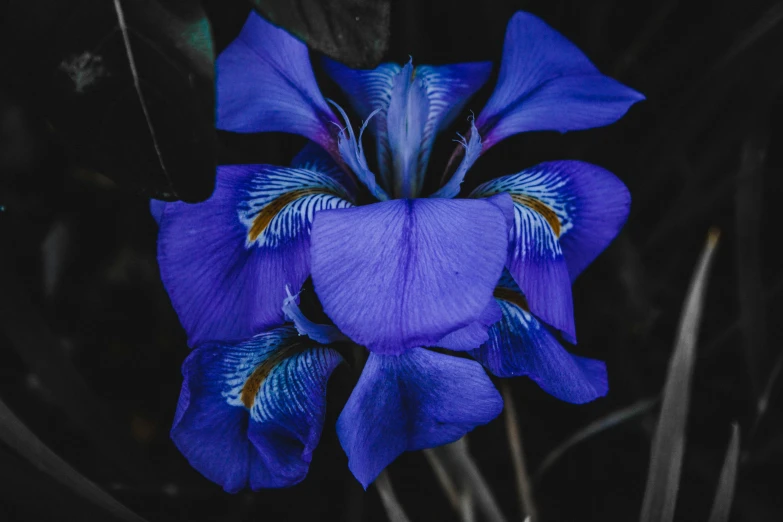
240, 340, 309, 409
510, 194, 561, 237
247, 188, 329, 243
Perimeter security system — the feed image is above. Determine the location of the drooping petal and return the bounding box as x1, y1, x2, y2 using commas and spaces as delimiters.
216, 12, 338, 153
470, 286, 607, 404
337, 348, 502, 488
437, 299, 502, 351
171, 326, 342, 491
290, 142, 357, 194
158, 165, 353, 347
472, 160, 630, 280
475, 11, 644, 152
472, 179, 574, 341
310, 197, 510, 354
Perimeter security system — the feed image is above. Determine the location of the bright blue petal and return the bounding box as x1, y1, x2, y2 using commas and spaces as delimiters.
171, 326, 342, 491
472, 178, 574, 342
216, 12, 338, 153
310, 197, 510, 354
472, 161, 630, 281
158, 165, 353, 347
475, 11, 644, 152
337, 348, 502, 488
470, 284, 607, 404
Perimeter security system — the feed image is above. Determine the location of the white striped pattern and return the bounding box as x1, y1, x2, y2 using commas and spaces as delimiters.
238, 167, 352, 249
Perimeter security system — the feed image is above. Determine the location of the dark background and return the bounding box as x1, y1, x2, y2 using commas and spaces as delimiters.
1, 0, 783, 520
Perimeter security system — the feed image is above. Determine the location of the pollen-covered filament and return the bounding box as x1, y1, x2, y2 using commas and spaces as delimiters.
510, 194, 561, 236
247, 188, 329, 243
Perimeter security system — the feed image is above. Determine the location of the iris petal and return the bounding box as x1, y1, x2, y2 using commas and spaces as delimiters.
310, 197, 510, 354
171, 326, 342, 491
472, 179, 574, 341
470, 284, 607, 404
216, 12, 338, 153
472, 160, 630, 281
475, 11, 644, 152
337, 348, 502, 488
325, 59, 492, 197
158, 164, 352, 347
436, 299, 502, 351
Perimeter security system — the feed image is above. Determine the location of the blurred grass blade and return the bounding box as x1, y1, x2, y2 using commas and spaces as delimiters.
639, 229, 721, 522
535, 397, 659, 481
375, 470, 412, 522
708, 424, 741, 522
0, 398, 149, 522
501, 382, 538, 521
425, 438, 508, 522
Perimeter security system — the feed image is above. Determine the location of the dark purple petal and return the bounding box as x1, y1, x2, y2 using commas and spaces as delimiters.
310, 198, 509, 354
470, 289, 607, 404
437, 299, 502, 351
171, 326, 342, 491
216, 12, 338, 152
337, 348, 502, 488
475, 11, 644, 152
473, 161, 630, 281
158, 165, 352, 347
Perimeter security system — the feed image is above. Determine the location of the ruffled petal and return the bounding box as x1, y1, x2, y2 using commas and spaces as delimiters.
282, 287, 349, 345
310, 198, 509, 354
470, 285, 607, 404
472, 178, 574, 341
337, 348, 502, 488
431, 117, 482, 198
472, 161, 630, 281
436, 299, 502, 351
216, 12, 338, 153
475, 11, 644, 152
158, 165, 353, 346
171, 326, 342, 491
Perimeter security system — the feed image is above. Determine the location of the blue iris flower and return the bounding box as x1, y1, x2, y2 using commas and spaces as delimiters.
153, 11, 643, 491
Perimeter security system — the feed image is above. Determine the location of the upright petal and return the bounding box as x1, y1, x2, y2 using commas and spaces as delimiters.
158, 165, 353, 347
337, 348, 502, 488
470, 284, 607, 404
472, 178, 575, 341
325, 59, 492, 197
475, 11, 644, 152
216, 12, 338, 153
310, 198, 509, 354
171, 326, 342, 491
473, 161, 630, 280
321, 59, 401, 190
